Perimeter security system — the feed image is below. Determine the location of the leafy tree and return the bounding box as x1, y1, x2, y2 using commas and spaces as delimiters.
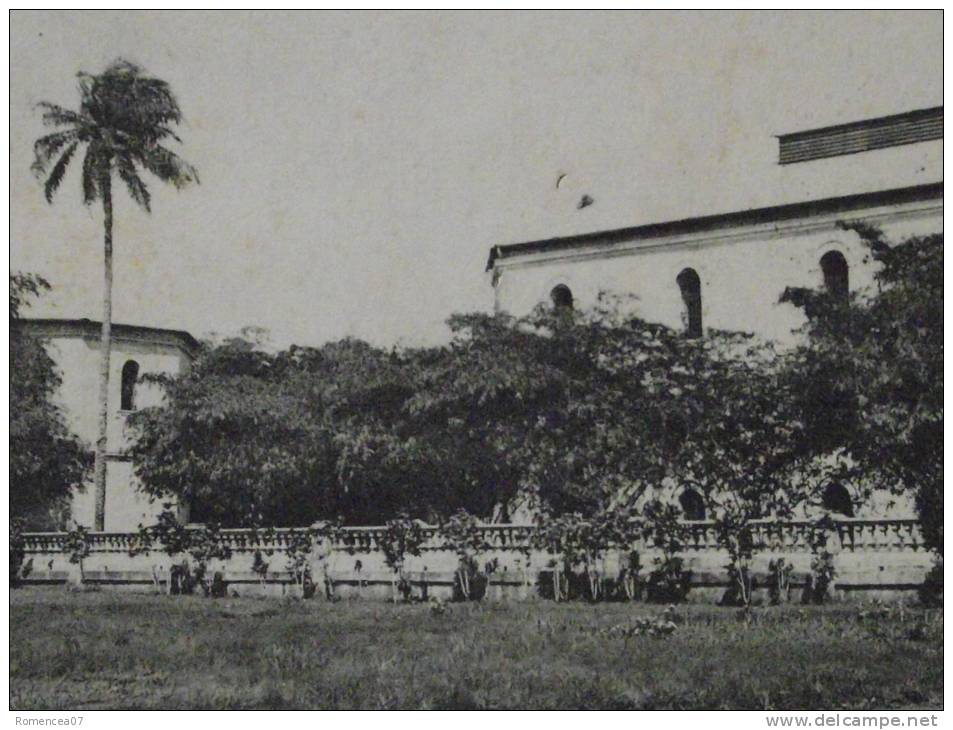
32, 60, 197, 530
782, 229, 942, 556
129, 337, 339, 527
403, 302, 700, 517
437, 509, 489, 600
10, 274, 90, 529
131, 296, 816, 537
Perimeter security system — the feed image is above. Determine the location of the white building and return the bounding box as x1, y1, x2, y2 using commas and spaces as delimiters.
487, 108, 942, 347
487, 108, 942, 521
20, 318, 198, 531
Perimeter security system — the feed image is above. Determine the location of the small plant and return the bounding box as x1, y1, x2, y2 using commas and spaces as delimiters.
642, 502, 692, 604
429, 596, 450, 616
186, 523, 233, 597
600, 613, 679, 645
918, 560, 942, 608
138, 513, 232, 597
284, 528, 315, 599
127, 522, 155, 557
717, 514, 757, 607
768, 557, 794, 605
804, 516, 836, 604
63, 525, 91, 584
439, 509, 489, 601
619, 550, 643, 601
531, 514, 573, 601
249, 525, 278, 587
10, 519, 27, 588
378, 513, 425, 603
574, 515, 609, 602
252, 550, 270, 586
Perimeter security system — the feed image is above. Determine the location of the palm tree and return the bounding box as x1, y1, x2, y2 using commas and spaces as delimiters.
32, 60, 198, 531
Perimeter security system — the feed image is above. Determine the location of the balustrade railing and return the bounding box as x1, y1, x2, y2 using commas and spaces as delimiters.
21, 518, 924, 556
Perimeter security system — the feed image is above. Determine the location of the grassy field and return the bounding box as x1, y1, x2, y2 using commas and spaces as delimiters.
10, 587, 943, 710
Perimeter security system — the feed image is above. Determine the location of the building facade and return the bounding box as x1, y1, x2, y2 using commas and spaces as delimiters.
20, 319, 198, 532
486, 109, 943, 521
488, 182, 942, 347
488, 108, 942, 348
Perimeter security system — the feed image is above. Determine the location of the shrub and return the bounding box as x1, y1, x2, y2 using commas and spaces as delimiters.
128, 512, 232, 596
284, 528, 315, 599
645, 555, 692, 604
715, 513, 759, 607
439, 509, 489, 601
184, 523, 233, 597
619, 550, 643, 601
531, 513, 593, 601
642, 502, 692, 604
768, 557, 794, 605
63, 526, 91, 583
918, 560, 942, 608
378, 513, 425, 602
10, 519, 27, 588
803, 517, 836, 604
252, 550, 271, 585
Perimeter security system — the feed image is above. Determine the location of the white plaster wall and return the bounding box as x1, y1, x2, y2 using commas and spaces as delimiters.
494, 205, 942, 348
42, 336, 189, 446
38, 333, 191, 531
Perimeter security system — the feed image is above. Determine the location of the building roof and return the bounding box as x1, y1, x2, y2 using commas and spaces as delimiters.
18, 318, 201, 358
777, 107, 942, 165
486, 182, 943, 271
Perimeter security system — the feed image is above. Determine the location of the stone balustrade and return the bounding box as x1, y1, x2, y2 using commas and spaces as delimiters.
17, 518, 931, 602
21, 518, 925, 556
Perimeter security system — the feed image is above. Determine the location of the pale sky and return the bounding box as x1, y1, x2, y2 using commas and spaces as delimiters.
10, 11, 942, 349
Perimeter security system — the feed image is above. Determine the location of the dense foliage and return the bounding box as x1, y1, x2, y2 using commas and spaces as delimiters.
130, 300, 808, 529
130, 231, 941, 587
10, 274, 90, 530
783, 228, 943, 555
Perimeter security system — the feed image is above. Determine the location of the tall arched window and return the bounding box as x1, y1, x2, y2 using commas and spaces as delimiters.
676, 268, 702, 338
679, 488, 706, 521
820, 250, 849, 299
822, 482, 854, 517
120, 360, 140, 411
550, 284, 574, 311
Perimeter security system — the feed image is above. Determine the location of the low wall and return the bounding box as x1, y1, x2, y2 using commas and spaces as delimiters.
17, 519, 934, 603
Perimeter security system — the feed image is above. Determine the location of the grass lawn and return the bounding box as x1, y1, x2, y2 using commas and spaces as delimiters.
9, 587, 943, 710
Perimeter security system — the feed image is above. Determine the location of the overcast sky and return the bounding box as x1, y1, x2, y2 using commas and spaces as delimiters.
10, 11, 942, 349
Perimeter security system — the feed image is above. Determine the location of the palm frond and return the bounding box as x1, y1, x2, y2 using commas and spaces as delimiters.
154, 126, 183, 143
137, 144, 199, 188
116, 153, 151, 212
36, 102, 88, 128
43, 141, 79, 203
81, 60, 183, 132
32, 130, 78, 175
35, 61, 197, 206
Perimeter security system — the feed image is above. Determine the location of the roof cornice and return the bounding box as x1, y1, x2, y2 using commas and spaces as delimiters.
17, 318, 200, 359
487, 182, 943, 272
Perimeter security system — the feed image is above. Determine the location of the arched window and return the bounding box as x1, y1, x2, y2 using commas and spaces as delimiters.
679, 488, 706, 521
822, 482, 854, 517
120, 360, 140, 411
820, 250, 849, 299
676, 268, 702, 338
550, 284, 574, 311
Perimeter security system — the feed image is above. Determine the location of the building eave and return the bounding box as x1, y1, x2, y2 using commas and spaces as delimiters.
18, 318, 201, 359
486, 182, 943, 272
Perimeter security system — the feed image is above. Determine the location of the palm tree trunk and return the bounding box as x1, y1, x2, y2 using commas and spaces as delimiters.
92, 176, 113, 532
